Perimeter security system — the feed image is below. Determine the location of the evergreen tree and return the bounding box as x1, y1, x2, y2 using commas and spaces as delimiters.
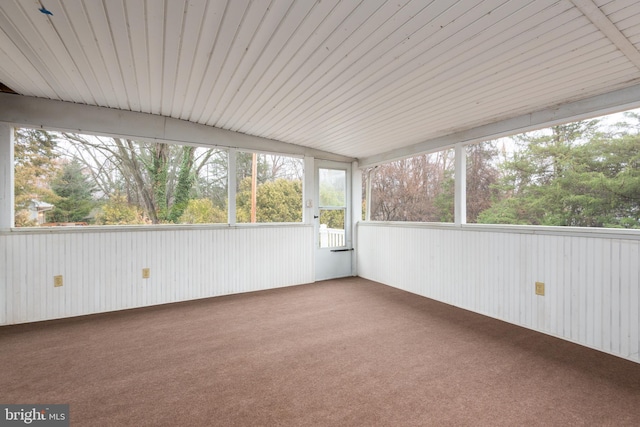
48, 160, 96, 223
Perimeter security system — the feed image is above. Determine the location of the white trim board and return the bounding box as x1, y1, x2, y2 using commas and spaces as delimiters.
0, 93, 354, 163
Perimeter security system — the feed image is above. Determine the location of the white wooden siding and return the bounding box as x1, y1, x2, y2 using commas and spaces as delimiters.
0, 225, 314, 325
357, 223, 640, 363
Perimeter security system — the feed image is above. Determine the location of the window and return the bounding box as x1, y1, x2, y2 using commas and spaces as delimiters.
366, 149, 455, 222
14, 128, 228, 226
467, 110, 640, 229
318, 168, 346, 248
235, 152, 303, 223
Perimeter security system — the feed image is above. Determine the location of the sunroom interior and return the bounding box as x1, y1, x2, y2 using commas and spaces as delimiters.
1, 0, 640, 425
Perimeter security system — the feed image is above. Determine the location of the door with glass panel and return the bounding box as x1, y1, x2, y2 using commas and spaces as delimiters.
315, 161, 352, 281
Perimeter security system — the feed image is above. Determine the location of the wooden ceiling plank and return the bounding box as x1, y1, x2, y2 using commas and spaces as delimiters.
263, 0, 457, 138
146, 0, 164, 115
0, 21, 55, 97
103, 0, 142, 112
228, 0, 353, 135
240, 0, 389, 135
199, 0, 272, 125
178, 0, 227, 121
83, 0, 131, 109
286, 1, 577, 145
264, 0, 543, 139
61, 0, 118, 108
350, 56, 636, 155
206, 0, 298, 127
217, 0, 320, 129
171, 0, 208, 119
0, 1, 76, 101
357, 66, 640, 162
315, 22, 604, 145
339, 48, 630, 151
159, 0, 186, 116
191, 0, 251, 123
320, 45, 629, 152
571, 0, 640, 70
125, 0, 151, 113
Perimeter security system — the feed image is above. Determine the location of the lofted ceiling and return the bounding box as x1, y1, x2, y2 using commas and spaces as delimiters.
1, 0, 640, 162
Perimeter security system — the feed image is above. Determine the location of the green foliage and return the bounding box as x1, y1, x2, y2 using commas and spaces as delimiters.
236, 177, 302, 223
167, 146, 195, 223
95, 194, 147, 225
13, 128, 60, 225
433, 169, 455, 222
477, 120, 640, 228
179, 198, 227, 224
320, 209, 344, 229
48, 160, 96, 223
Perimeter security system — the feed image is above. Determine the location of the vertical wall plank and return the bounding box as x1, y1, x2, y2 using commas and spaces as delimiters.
0, 225, 314, 325
357, 223, 640, 364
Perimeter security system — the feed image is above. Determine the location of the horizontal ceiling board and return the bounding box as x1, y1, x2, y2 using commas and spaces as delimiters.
0, 30, 47, 97
281, 3, 583, 147
191, 0, 251, 124
272, 0, 544, 141
124, 0, 151, 114
58, 0, 114, 108
333, 40, 626, 150
359, 82, 640, 167
255, 0, 500, 138
235, 0, 391, 135
225, 0, 354, 133
1, 0, 640, 160
350, 57, 636, 156
290, 1, 591, 147
82, 0, 130, 109
205, 0, 298, 127
219, 0, 366, 130
178, 1, 227, 121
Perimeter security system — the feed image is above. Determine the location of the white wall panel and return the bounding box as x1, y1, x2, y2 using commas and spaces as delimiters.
357, 223, 640, 363
0, 225, 314, 325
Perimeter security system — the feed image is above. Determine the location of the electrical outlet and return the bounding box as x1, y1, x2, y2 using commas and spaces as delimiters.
535, 281, 545, 296
54, 275, 63, 287
142, 268, 150, 279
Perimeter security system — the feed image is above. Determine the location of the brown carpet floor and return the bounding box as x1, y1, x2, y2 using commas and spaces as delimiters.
1, 277, 639, 426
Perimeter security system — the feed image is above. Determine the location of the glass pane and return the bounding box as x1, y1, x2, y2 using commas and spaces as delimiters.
236, 152, 303, 223
319, 168, 346, 207
13, 128, 229, 227
368, 149, 455, 222
319, 209, 345, 248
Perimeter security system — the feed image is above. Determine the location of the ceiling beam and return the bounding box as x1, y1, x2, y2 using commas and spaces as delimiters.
359, 83, 640, 168
571, 0, 640, 71
0, 93, 355, 162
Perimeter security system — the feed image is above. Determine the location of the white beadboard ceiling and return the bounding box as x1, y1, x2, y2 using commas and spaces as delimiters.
2, 0, 640, 161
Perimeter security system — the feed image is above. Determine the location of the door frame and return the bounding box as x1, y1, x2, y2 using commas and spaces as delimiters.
314, 160, 352, 281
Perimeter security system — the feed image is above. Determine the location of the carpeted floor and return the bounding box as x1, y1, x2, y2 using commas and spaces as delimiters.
1, 277, 639, 426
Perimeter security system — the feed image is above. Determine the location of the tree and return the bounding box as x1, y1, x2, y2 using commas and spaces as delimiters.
95, 194, 147, 225
236, 177, 302, 222
465, 142, 501, 223
368, 150, 455, 221
58, 133, 224, 224
13, 128, 60, 226
477, 119, 640, 228
179, 198, 227, 224
47, 160, 96, 223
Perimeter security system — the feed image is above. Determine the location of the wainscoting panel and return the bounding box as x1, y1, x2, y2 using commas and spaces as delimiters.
357, 223, 640, 363
0, 225, 314, 325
